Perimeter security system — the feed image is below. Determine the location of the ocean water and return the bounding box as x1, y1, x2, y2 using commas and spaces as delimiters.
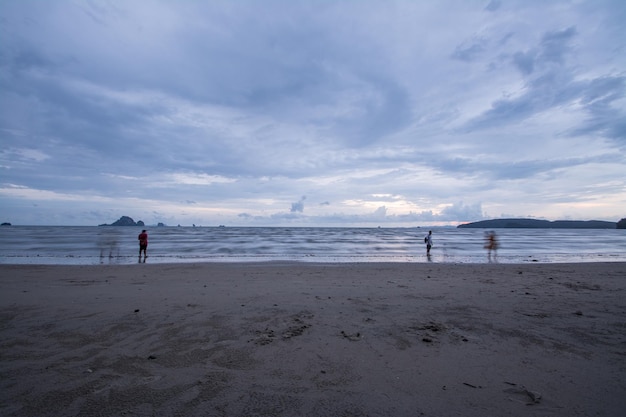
0, 226, 624, 265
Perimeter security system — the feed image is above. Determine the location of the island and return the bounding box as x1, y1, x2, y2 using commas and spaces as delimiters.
99, 216, 145, 227
458, 218, 618, 229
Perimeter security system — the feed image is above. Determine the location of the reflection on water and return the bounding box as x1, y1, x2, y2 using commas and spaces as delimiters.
0, 226, 624, 265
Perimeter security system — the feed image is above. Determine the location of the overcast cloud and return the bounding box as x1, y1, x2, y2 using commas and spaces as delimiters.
1, 0, 625, 226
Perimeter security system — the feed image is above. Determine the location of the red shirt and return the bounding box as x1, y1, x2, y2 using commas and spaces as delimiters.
138, 232, 148, 246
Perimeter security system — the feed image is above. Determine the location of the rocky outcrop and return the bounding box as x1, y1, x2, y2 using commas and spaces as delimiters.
99, 216, 145, 226
617, 218, 626, 229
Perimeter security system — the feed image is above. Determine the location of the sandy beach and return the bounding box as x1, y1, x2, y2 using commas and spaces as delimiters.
1, 262, 625, 416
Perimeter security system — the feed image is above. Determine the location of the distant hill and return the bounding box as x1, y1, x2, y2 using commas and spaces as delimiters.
458, 218, 617, 229
99, 216, 145, 227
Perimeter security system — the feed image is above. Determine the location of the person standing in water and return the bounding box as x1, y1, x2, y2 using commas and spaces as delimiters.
138, 229, 148, 260
425, 230, 433, 255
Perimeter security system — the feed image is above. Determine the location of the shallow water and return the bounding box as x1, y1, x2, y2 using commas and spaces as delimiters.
0, 226, 624, 265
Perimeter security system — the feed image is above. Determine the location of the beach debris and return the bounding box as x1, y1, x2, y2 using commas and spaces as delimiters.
525, 390, 542, 404
406, 321, 448, 344
147, 355, 157, 360
341, 330, 361, 341
562, 281, 601, 291
251, 312, 313, 345
519, 311, 549, 318
251, 326, 276, 344
503, 383, 542, 405
574, 310, 583, 316
423, 323, 444, 332
283, 323, 310, 339
134, 309, 140, 313
463, 382, 483, 389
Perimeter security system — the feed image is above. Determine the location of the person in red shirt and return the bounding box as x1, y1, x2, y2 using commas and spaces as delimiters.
138, 230, 148, 259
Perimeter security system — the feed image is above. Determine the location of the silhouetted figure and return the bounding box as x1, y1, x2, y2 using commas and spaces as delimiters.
138, 229, 148, 261
425, 230, 433, 256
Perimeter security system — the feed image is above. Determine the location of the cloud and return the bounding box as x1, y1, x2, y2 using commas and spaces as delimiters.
484, 1, 502, 12
452, 39, 487, 62
460, 24, 625, 145
290, 196, 306, 213
568, 76, 626, 142
440, 202, 484, 221
512, 51, 535, 75
539, 26, 577, 64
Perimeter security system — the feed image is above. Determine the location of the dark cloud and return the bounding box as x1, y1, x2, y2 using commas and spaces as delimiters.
568, 76, 626, 142
290, 196, 306, 213
512, 51, 535, 75
462, 24, 625, 141
451, 40, 487, 62
539, 26, 577, 64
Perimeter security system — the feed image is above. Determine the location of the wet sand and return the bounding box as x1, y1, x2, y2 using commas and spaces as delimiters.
1, 262, 625, 416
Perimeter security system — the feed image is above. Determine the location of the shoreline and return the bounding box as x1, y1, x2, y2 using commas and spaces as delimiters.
2, 254, 626, 266
1, 262, 625, 416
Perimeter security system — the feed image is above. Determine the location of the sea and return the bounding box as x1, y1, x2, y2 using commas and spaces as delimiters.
0, 226, 624, 265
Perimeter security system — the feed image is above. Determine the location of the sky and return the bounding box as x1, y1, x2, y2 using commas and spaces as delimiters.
1, 0, 625, 227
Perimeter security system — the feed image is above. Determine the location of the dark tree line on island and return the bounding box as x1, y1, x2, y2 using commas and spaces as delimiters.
459, 218, 626, 229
